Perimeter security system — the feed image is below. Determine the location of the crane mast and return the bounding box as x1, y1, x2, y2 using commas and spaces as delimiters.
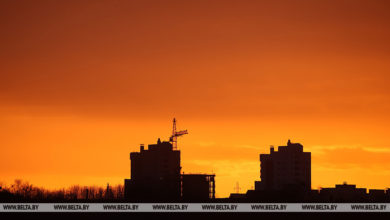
169, 118, 188, 150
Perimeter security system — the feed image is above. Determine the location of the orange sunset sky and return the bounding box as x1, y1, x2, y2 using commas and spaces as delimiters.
1, 0, 390, 198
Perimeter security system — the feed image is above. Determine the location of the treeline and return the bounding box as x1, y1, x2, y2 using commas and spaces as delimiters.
0, 179, 124, 202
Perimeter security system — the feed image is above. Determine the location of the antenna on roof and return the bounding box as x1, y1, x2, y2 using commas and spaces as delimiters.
234, 182, 241, 194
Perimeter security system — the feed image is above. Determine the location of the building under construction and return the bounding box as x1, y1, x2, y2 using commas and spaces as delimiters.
124, 118, 215, 201
181, 174, 215, 201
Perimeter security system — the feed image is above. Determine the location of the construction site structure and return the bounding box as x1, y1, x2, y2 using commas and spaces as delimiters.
181, 173, 216, 201
169, 118, 188, 150
124, 118, 215, 202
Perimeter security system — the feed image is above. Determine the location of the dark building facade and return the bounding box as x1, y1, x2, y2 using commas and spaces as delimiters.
124, 138, 215, 201
255, 140, 311, 191
306, 182, 390, 202
181, 174, 215, 201
124, 139, 181, 201
319, 183, 367, 202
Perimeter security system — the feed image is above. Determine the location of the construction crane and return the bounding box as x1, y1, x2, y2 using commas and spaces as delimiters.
169, 118, 188, 150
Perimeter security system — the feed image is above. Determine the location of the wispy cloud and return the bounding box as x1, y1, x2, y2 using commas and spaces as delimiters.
185, 159, 258, 178
198, 142, 216, 147
310, 145, 390, 169
238, 144, 261, 150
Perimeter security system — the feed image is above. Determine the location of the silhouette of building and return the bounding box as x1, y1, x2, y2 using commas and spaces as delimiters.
181, 174, 215, 201
124, 137, 215, 201
235, 140, 312, 202
254, 140, 311, 191
124, 139, 181, 201
315, 182, 390, 202
319, 182, 366, 202
368, 189, 387, 202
